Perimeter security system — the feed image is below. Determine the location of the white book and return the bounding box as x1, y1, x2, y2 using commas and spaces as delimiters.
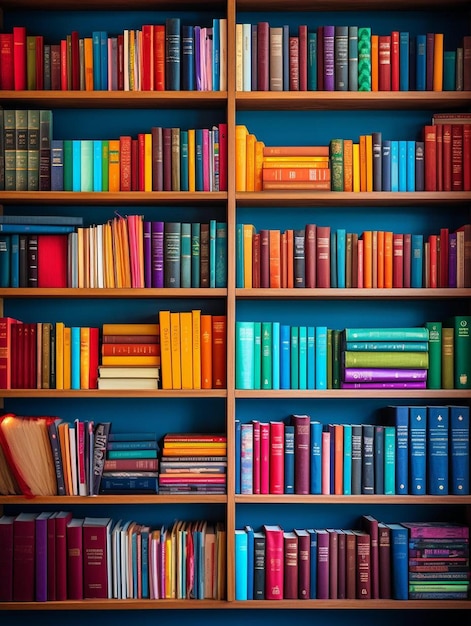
242, 23, 252, 91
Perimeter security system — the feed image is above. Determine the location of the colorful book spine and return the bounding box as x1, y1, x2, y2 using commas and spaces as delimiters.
409, 405, 427, 495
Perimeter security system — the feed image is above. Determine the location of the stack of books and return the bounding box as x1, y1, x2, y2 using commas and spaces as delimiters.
261, 145, 331, 191
98, 323, 160, 390
341, 326, 430, 389
99, 431, 159, 495
158, 433, 227, 494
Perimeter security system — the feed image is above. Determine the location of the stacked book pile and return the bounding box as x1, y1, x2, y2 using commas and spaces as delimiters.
341, 326, 430, 389
158, 433, 227, 494
98, 323, 160, 390
403, 522, 470, 600
261, 145, 331, 191
99, 430, 159, 495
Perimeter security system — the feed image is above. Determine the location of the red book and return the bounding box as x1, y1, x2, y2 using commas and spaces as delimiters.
104, 458, 158, 471
263, 525, 284, 599
435, 123, 443, 191
378, 35, 391, 90
60, 39, 68, 90
337, 529, 346, 599
392, 233, 404, 288
327, 529, 339, 599
252, 419, 261, 494
354, 530, 371, 599
141, 25, 154, 91
89, 327, 99, 389
0, 515, 14, 601
269, 421, 284, 494
13, 26, 26, 90
50, 44, 61, 90
423, 125, 437, 191
83, 517, 111, 599
47, 513, 57, 601
378, 522, 391, 599
362, 515, 379, 599
428, 234, 438, 288
390, 31, 399, 90
452, 124, 464, 191
402, 233, 411, 288
439, 227, 449, 287
294, 528, 310, 599
283, 531, 298, 599
316, 225, 331, 288
463, 124, 471, 191
117, 34, 124, 91
211, 315, 226, 389
298, 25, 308, 91
0, 317, 21, 389
289, 36, 299, 90
257, 22, 269, 91
153, 24, 165, 91
71, 30, 80, 90
66, 519, 84, 600
13, 512, 37, 601
259, 228, 269, 288
344, 529, 357, 599
37, 234, 68, 288
426, 32, 434, 91
0, 33, 14, 89
55, 510, 72, 600
260, 421, 270, 494
305, 223, 316, 288
252, 232, 261, 288
316, 529, 329, 598
442, 123, 452, 191
291, 414, 310, 494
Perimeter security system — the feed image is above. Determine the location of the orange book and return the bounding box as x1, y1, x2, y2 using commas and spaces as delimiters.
80, 327, 90, 390
262, 158, 330, 167
371, 35, 379, 91
102, 323, 159, 335
254, 140, 265, 191
103, 222, 115, 288
286, 229, 294, 288
359, 135, 367, 192
63, 327, 71, 390
84, 37, 93, 90
263, 146, 330, 157
332, 424, 344, 495
371, 230, 378, 288
212, 315, 226, 389
159, 311, 172, 390
352, 143, 360, 192
262, 168, 331, 181
120, 135, 132, 192
280, 231, 287, 288
101, 355, 160, 366
170, 312, 181, 390
192, 309, 201, 390
101, 344, 160, 356
201, 314, 212, 389
343, 139, 353, 192
361, 231, 373, 288
269, 229, 281, 288
55, 322, 65, 390
235, 125, 249, 191
365, 134, 373, 192
377, 230, 385, 289
433, 33, 444, 91
108, 139, 120, 192
243, 224, 255, 288
180, 311, 193, 390
245, 133, 256, 191
384, 231, 393, 288
262, 180, 330, 190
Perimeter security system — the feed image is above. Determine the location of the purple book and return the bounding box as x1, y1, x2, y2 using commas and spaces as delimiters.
401, 522, 469, 539
144, 221, 152, 288
448, 232, 457, 287
343, 368, 428, 382
341, 381, 427, 389
35, 512, 50, 602
194, 26, 202, 91
151, 221, 164, 288
316, 529, 330, 599
323, 26, 335, 91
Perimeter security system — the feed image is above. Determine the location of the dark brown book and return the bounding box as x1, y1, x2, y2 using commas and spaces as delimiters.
327, 528, 338, 599
200, 223, 210, 288
294, 528, 310, 599
361, 515, 379, 599
354, 530, 371, 599
41, 321, 52, 390
344, 529, 357, 599
423, 124, 437, 192
171, 127, 181, 191
316, 225, 331, 288
378, 522, 391, 599
456, 223, 471, 288
151, 126, 163, 191
252, 232, 261, 288
293, 228, 305, 288
305, 223, 316, 288
259, 229, 269, 288
337, 529, 346, 599
283, 531, 298, 599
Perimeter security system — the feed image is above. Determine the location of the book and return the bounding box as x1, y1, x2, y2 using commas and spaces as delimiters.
449, 405, 469, 495
409, 405, 427, 495
263, 525, 284, 599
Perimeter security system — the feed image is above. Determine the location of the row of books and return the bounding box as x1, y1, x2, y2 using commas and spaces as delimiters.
234, 521, 470, 601
0, 513, 226, 602
236, 23, 471, 92
0, 217, 228, 289
0, 19, 228, 92
0, 110, 228, 192
236, 223, 471, 290
235, 406, 470, 497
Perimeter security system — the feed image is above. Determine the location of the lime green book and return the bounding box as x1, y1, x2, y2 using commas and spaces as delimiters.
101, 140, 110, 191
63, 140, 73, 191
441, 326, 454, 389
425, 321, 442, 389
345, 327, 429, 341
343, 351, 429, 369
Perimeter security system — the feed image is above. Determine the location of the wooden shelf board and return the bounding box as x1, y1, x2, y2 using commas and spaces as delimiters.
236, 288, 471, 300
237, 0, 469, 10
0, 288, 227, 299
235, 390, 471, 399
0, 599, 229, 610
1, 389, 227, 398
235, 495, 471, 504
0, 192, 227, 205
0, 0, 225, 10
0, 495, 227, 505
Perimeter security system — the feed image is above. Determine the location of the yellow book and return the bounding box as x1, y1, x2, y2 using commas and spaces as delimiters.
179, 311, 193, 390
235, 23, 243, 91
80, 327, 90, 390
254, 140, 265, 191
359, 135, 367, 192
235, 125, 249, 191
262, 159, 329, 168
101, 355, 160, 365
63, 327, 71, 390
192, 309, 201, 389
55, 322, 65, 390
245, 133, 256, 192
162, 446, 227, 456
84, 37, 94, 91
144, 133, 152, 191
102, 323, 159, 335
201, 314, 212, 390
365, 134, 373, 192
170, 312, 182, 390
352, 143, 360, 192
433, 33, 444, 91
188, 128, 196, 191
159, 311, 172, 390
108, 139, 120, 192
243, 223, 255, 288
129, 29, 135, 91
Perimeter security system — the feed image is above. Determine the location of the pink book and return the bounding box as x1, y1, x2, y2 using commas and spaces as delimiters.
205, 28, 213, 91
202, 128, 210, 191
269, 421, 285, 494
291, 414, 310, 494
263, 525, 284, 599
76, 419, 87, 496
401, 522, 469, 539
200, 27, 207, 90
321, 430, 330, 495
252, 420, 261, 494
357, 238, 364, 288
218, 123, 228, 191
260, 422, 270, 494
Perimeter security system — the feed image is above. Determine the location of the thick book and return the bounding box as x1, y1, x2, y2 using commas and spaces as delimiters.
13, 512, 37, 601
449, 405, 470, 495
388, 523, 408, 600
83, 517, 112, 598
263, 525, 284, 599
427, 405, 449, 495
409, 405, 427, 495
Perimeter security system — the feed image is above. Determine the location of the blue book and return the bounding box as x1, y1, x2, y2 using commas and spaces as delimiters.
336, 228, 346, 288
307, 326, 315, 389
388, 405, 408, 494
388, 523, 408, 600
182, 25, 195, 90
409, 405, 427, 495
244, 525, 254, 600
240, 423, 253, 494
381, 139, 391, 191
141, 526, 149, 598
306, 529, 318, 598
92, 32, 101, 89
398, 140, 407, 191
212, 18, 220, 91
411, 234, 423, 287
299, 326, 307, 390
235, 419, 241, 494
253, 531, 265, 599
406, 140, 415, 191
51, 139, 64, 191
235, 321, 255, 389
390, 140, 399, 192
99, 475, 159, 493
330, 230, 337, 288
215, 222, 227, 288
315, 326, 327, 389
361, 424, 375, 494
180, 130, 189, 191
284, 424, 295, 494
282, 25, 289, 90
166, 18, 181, 90
351, 424, 362, 494
310, 420, 322, 494
10, 234, 19, 287
399, 31, 409, 91
0, 223, 75, 234
254, 321, 262, 390
280, 324, 291, 389
384, 425, 396, 495
0, 235, 10, 287
374, 425, 384, 494
342, 424, 352, 495
261, 321, 272, 389
290, 326, 299, 389
191, 222, 200, 287
427, 405, 449, 495
415, 34, 426, 91
209, 219, 216, 288
93, 140, 102, 191
449, 405, 470, 495
443, 51, 456, 91
308, 31, 318, 90
236, 223, 244, 287
272, 321, 280, 390
72, 140, 81, 192
100, 32, 108, 91
195, 128, 204, 191
234, 530, 248, 600
180, 222, 191, 288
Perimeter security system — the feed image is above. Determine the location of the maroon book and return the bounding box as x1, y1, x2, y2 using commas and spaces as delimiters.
55, 511, 72, 600
344, 529, 357, 599
71, 30, 80, 90
464, 36, 471, 91
439, 227, 449, 287
259, 229, 269, 288
283, 531, 298, 599
35, 35, 44, 90
436, 123, 443, 191
0, 516, 14, 601
67, 519, 84, 599
294, 528, 310, 599
354, 530, 371, 599
257, 22, 269, 91
13, 513, 37, 601
317, 26, 324, 90
316, 529, 329, 599
298, 25, 308, 91
83, 517, 111, 599
327, 529, 339, 599
378, 35, 391, 90
463, 124, 470, 192
362, 515, 379, 599
291, 414, 310, 494
35, 512, 51, 602
378, 522, 391, 599
50, 43, 61, 90
200, 223, 210, 288
305, 223, 317, 288
263, 525, 284, 599
47, 513, 57, 601
316, 225, 331, 288
423, 125, 437, 191
402, 233, 411, 288
289, 36, 299, 91
443, 124, 452, 191
452, 124, 464, 191
337, 529, 346, 599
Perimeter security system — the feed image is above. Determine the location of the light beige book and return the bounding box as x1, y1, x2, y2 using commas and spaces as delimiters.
97, 377, 159, 390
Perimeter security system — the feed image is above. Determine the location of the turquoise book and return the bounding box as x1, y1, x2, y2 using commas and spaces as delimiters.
261, 321, 273, 389
10, 234, 19, 288
254, 321, 262, 390
191, 222, 200, 287
212, 18, 220, 90
209, 219, 216, 288
236, 223, 244, 287
407, 140, 415, 191
80, 140, 93, 192
180, 129, 189, 191
409, 405, 427, 495
315, 326, 327, 389
384, 425, 396, 495
290, 326, 299, 389
388, 404, 409, 495
215, 222, 227, 288
307, 326, 315, 389
443, 51, 456, 91
0, 235, 10, 287
72, 140, 81, 192
71, 326, 81, 390
411, 234, 423, 288
399, 31, 409, 90
280, 324, 291, 389
398, 140, 407, 192
180, 222, 192, 288
390, 140, 399, 192
272, 321, 280, 390
425, 321, 441, 388
298, 326, 307, 390
308, 31, 317, 90
427, 405, 449, 495
336, 228, 346, 288
342, 423, 352, 495
93, 140, 102, 191
388, 523, 408, 600
235, 321, 255, 389
310, 421, 322, 494
284, 424, 295, 494
234, 530, 248, 600
244, 525, 254, 600
449, 405, 469, 495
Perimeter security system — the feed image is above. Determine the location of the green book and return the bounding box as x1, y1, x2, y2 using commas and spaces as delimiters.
330, 138, 344, 191
345, 341, 429, 351
441, 327, 454, 389
261, 321, 272, 390
15, 109, 28, 191
357, 26, 372, 91
235, 321, 255, 390
27, 109, 40, 191
307, 31, 317, 90
63, 139, 73, 191
384, 426, 395, 495
327, 328, 333, 388
101, 139, 109, 191
448, 315, 471, 389
332, 329, 341, 389
425, 321, 442, 389
254, 321, 262, 390
180, 222, 191, 288
80, 139, 93, 192
345, 327, 429, 341
290, 326, 299, 390
343, 351, 429, 369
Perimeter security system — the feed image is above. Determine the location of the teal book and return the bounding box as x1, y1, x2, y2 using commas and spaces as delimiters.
71, 326, 81, 390
407, 140, 416, 191
443, 50, 456, 91
307, 31, 317, 90
449, 405, 469, 495
357, 26, 372, 91
180, 222, 191, 288
235, 321, 255, 389
411, 234, 423, 287
409, 405, 427, 495
307, 326, 315, 389
72, 140, 81, 192
215, 221, 227, 288
236, 223, 244, 287
388, 523, 408, 600
107, 449, 158, 459
310, 421, 322, 494
391, 140, 399, 192
348, 26, 358, 91
398, 140, 407, 192
388, 404, 409, 495
10, 234, 19, 287
345, 341, 428, 351
93, 140, 102, 191
399, 31, 410, 90
336, 228, 346, 288
261, 321, 272, 389
427, 405, 449, 495
209, 219, 216, 288
330, 230, 337, 287
280, 324, 291, 389
141, 526, 149, 598
244, 525, 254, 600
0, 235, 10, 287
315, 326, 327, 389
345, 327, 429, 341
425, 321, 442, 388
254, 321, 262, 390
191, 222, 200, 287
80, 139, 93, 192
384, 425, 396, 495
290, 326, 299, 389
342, 423, 352, 495
298, 326, 307, 390
212, 18, 220, 91
180, 129, 189, 191
234, 530, 248, 600
415, 34, 426, 90
374, 425, 384, 494
272, 321, 280, 390
284, 424, 295, 494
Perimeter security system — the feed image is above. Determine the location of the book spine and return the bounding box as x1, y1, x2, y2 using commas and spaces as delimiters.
410, 406, 427, 495
449, 405, 469, 495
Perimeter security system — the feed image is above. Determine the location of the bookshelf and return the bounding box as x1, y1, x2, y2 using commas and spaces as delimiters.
0, 0, 470, 623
